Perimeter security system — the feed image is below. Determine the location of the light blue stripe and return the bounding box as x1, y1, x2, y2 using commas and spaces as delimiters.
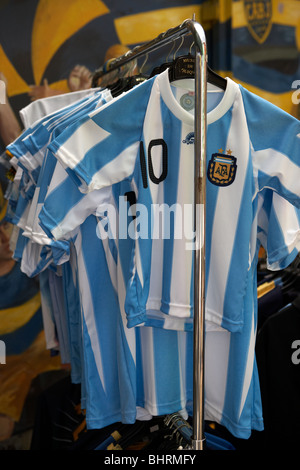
71, 79, 155, 187
152, 328, 182, 415
205, 113, 233, 296
240, 85, 300, 162
160, 97, 182, 314
222, 263, 263, 438
222, 154, 253, 332
257, 169, 300, 209
80, 217, 124, 425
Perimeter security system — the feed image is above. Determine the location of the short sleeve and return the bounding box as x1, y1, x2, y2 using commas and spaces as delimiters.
241, 86, 300, 208
39, 160, 113, 241
257, 189, 300, 270
48, 78, 155, 193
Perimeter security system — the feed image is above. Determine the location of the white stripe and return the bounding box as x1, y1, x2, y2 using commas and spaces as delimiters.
20, 239, 53, 276
114, 198, 137, 362
75, 230, 106, 394
266, 192, 300, 270
178, 331, 188, 411
249, 204, 258, 267
16, 199, 31, 231
273, 191, 300, 248
89, 141, 140, 191
135, 237, 144, 289
206, 90, 250, 325
239, 310, 255, 419
117, 249, 136, 365
96, 222, 118, 293
22, 186, 40, 236
9, 156, 19, 170
257, 191, 268, 236
204, 329, 230, 422
51, 186, 112, 241
47, 93, 98, 132
98, 195, 137, 363
139, 327, 158, 415
169, 122, 194, 318
145, 86, 164, 312
18, 145, 41, 172
46, 161, 68, 197
28, 202, 53, 245
56, 119, 110, 170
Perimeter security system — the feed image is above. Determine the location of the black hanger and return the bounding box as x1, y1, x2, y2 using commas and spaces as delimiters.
281, 255, 300, 285
92, 52, 147, 93
167, 53, 195, 81
150, 52, 226, 90
207, 65, 227, 91
149, 39, 178, 78
170, 54, 227, 90
149, 61, 172, 78
107, 74, 147, 97
106, 51, 149, 97
282, 271, 300, 295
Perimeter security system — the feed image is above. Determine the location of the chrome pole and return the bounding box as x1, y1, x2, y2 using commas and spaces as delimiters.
95, 19, 208, 450
188, 21, 207, 451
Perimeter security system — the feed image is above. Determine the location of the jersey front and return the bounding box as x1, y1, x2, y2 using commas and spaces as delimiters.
48, 69, 300, 334
38, 71, 300, 438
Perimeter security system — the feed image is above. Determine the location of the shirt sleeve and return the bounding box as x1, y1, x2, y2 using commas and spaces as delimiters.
257, 189, 300, 270
48, 79, 154, 194
241, 86, 300, 208
38, 160, 113, 241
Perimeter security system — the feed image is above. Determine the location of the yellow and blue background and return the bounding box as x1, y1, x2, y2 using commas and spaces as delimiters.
0, 0, 299, 430
0, 184, 62, 427
0, 0, 299, 121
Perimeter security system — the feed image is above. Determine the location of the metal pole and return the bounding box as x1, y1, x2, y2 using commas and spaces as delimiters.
92, 20, 193, 86
94, 19, 208, 450
189, 23, 207, 450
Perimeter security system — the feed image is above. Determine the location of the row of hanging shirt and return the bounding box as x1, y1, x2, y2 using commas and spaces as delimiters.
3, 39, 300, 442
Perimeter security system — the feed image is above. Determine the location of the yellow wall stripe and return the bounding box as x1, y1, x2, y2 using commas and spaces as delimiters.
114, 6, 202, 45
0, 331, 62, 421
49, 79, 70, 93
218, 71, 297, 115
233, 0, 300, 29
233, 75, 298, 115
31, 0, 110, 85
217, 0, 232, 24
0, 292, 41, 335
0, 45, 30, 97
0, 200, 7, 222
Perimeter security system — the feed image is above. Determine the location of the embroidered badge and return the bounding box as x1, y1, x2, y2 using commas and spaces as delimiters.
182, 132, 194, 145
207, 152, 237, 187
244, 0, 272, 44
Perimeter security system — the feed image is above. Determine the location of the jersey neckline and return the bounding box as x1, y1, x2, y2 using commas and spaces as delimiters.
157, 68, 239, 126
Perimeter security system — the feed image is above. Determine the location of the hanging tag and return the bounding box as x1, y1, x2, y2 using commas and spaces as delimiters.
173, 55, 195, 80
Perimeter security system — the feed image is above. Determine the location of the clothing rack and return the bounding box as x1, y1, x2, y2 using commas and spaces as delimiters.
95, 18, 208, 450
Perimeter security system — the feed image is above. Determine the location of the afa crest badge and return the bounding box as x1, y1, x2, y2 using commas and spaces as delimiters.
244, 0, 272, 44
207, 153, 237, 187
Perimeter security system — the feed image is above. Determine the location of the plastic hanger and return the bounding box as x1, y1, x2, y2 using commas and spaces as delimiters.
108, 53, 149, 97
150, 38, 227, 90
107, 75, 147, 97
168, 54, 227, 90
149, 40, 177, 78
